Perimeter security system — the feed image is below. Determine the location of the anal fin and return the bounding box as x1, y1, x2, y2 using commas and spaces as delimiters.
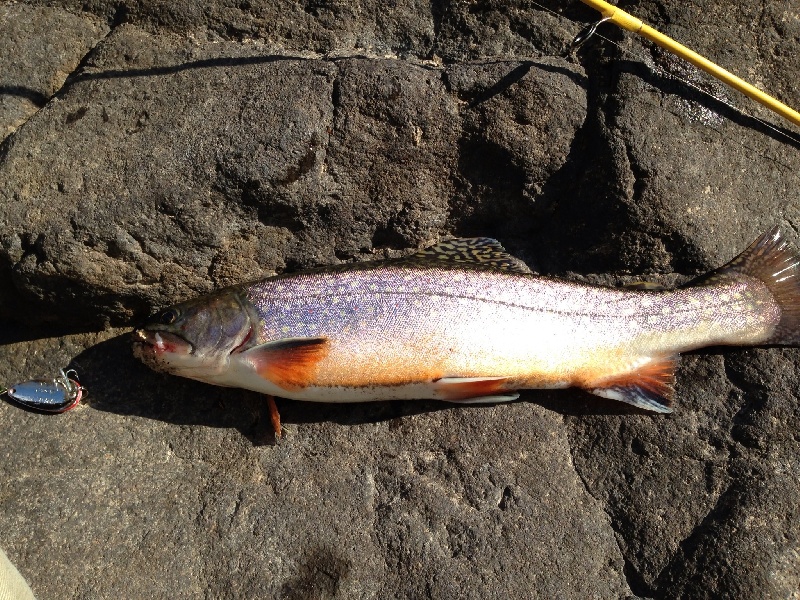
587, 356, 677, 413
244, 337, 329, 391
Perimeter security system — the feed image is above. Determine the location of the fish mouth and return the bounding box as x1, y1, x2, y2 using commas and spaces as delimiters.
132, 329, 194, 365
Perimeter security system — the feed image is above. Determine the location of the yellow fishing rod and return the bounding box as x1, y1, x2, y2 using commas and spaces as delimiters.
578, 0, 800, 129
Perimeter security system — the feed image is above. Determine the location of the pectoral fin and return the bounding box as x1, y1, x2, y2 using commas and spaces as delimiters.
434, 376, 518, 403
243, 337, 329, 391
587, 356, 677, 413
266, 395, 282, 439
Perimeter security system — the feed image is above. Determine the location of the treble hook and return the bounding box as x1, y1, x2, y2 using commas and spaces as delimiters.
570, 16, 612, 50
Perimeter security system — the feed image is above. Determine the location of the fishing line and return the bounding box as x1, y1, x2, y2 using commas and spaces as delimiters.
574, 24, 800, 151
525, 0, 800, 161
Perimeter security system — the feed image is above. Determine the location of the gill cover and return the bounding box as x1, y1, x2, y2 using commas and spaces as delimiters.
136, 289, 260, 374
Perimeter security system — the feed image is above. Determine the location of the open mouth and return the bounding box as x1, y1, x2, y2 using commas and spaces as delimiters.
132, 329, 194, 358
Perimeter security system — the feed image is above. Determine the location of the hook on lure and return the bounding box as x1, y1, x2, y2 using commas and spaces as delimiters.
1, 369, 86, 413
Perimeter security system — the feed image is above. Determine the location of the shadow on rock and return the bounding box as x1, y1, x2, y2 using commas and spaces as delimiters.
0, 318, 102, 344
617, 59, 800, 151
534, 390, 654, 417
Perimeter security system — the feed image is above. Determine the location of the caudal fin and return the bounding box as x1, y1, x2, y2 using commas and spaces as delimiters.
698, 226, 800, 345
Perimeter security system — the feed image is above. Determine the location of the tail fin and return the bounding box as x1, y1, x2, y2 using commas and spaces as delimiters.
697, 226, 800, 345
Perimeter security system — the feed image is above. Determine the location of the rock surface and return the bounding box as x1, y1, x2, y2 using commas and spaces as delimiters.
1, 1, 799, 598
0, 3, 108, 141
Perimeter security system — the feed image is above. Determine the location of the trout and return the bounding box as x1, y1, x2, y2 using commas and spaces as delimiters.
132, 227, 800, 414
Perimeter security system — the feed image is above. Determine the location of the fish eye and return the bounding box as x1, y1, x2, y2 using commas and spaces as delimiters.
159, 309, 179, 325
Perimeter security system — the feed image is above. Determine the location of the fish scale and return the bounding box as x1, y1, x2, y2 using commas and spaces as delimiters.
249, 265, 777, 358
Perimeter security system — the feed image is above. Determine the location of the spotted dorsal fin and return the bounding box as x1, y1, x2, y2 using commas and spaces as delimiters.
402, 238, 534, 274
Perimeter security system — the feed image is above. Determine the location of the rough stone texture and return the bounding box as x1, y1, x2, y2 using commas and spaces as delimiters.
0, 328, 628, 599
0, 3, 109, 141
0, 24, 585, 327
1, 0, 800, 598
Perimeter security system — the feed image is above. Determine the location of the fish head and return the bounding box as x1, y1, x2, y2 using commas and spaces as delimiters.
132, 290, 257, 380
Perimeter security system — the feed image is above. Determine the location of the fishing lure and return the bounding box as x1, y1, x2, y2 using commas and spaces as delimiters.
1, 369, 85, 413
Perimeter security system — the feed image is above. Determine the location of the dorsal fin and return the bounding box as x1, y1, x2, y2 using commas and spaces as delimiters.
402, 238, 534, 274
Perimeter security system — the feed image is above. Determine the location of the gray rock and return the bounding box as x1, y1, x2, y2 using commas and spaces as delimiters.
27, 0, 583, 61
1, 1, 799, 598
0, 3, 108, 141
0, 327, 629, 599
0, 24, 585, 326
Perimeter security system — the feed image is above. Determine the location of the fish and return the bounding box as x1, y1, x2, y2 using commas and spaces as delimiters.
132, 227, 800, 414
